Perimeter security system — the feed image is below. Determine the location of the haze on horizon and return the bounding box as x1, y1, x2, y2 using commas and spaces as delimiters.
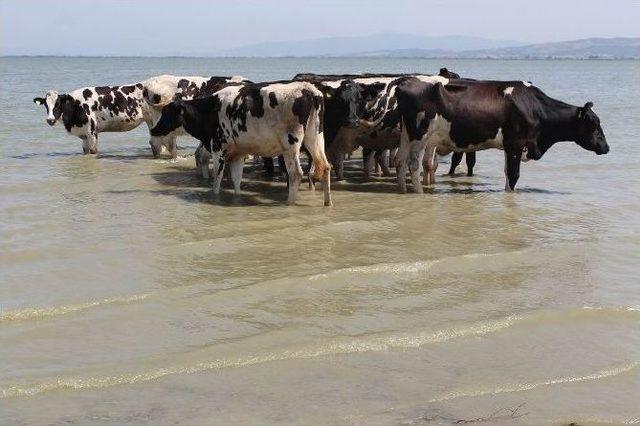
2, 0, 639, 56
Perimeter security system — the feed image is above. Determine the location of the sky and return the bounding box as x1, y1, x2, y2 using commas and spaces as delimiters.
1, 0, 639, 56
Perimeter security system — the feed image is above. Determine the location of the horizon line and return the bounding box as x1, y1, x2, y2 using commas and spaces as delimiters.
2, 55, 638, 60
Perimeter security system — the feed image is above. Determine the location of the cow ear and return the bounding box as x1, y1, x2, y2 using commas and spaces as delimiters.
320, 85, 335, 99
33, 97, 45, 105
578, 102, 594, 119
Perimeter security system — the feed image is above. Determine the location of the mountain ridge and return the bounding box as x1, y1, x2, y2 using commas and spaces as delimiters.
216, 35, 639, 59
215, 32, 526, 57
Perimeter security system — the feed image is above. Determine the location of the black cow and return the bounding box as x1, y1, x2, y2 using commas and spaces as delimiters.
395, 77, 609, 192
294, 69, 461, 181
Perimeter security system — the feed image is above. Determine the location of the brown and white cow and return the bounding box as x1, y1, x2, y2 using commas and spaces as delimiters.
150, 81, 332, 206
395, 77, 610, 192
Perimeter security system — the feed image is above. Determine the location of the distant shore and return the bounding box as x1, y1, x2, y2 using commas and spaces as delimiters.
2, 55, 638, 60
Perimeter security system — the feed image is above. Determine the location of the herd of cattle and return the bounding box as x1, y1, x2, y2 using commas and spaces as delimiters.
34, 68, 609, 206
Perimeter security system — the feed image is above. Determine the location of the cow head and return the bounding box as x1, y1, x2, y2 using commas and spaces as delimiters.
438, 68, 461, 79
33, 91, 71, 126
149, 101, 186, 156
151, 101, 186, 136
575, 102, 609, 155
320, 80, 385, 129
320, 80, 364, 128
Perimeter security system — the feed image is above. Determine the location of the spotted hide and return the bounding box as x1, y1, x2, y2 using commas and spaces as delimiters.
151, 81, 332, 206
395, 77, 610, 193
33, 84, 150, 154
142, 75, 248, 158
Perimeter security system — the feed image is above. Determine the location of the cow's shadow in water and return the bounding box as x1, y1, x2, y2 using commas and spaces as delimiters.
11, 151, 83, 159
141, 164, 295, 206
114, 157, 569, 205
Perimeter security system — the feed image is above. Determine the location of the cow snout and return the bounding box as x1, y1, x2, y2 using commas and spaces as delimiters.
46, 118, 56, 126
596, 141, 610, 155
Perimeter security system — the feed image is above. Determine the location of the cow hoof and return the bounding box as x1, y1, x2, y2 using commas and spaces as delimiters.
324, 200, 333, 207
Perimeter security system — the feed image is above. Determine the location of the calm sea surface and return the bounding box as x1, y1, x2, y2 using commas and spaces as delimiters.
1, 57, 639, 425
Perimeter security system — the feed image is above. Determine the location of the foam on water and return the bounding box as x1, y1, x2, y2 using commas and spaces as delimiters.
308, 249, 526, 280
0, 293, 152, 322
428, 361, 640, 403
4, 307, 636, 399
156, 154, 193, 164
0, 314, 520, 398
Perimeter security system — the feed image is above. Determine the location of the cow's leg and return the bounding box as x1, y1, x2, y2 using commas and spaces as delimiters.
406, 139, 427, 193
81, 134, 98, 155
448, 152, 463, 176
229, 157, 245, 196
327, 149, 344, 181
201, 146, 211, 179
377, 150, 391, 176
211, 151, 225, 194
396, 129, 412, 194
363, 147, 375, 180
195, 144, 202, 174
389, 148, 398, 171
301, 128, 332, 207
263, 157, 275, 178
301, 146, 315, 191
282, 150, 302, 205
195, 143, 210, 179
164, 135, 178, 158
504, 144, 524, 191
277, 155, 286, 175
149, 138, 163, 158
421, 143, 438, 186
465, 151, 476, 176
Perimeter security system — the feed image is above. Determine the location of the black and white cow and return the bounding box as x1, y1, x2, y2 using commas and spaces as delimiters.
142, 74, 248, 158
33, 75, 246, 157
254, 77, 383, 184
33, 84, 151, 154
294, 69, 461, 180
395, 77, 610, 192
150, 81, 332, 206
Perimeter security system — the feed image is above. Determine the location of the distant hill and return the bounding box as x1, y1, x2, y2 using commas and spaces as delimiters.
215, 33, 525, 57
350, 38, 640, 59
215, 35, 638, 59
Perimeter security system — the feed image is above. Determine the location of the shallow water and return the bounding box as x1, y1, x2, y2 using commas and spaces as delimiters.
1, 57, 639, 425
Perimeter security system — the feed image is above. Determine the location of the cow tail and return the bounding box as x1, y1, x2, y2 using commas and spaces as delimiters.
303, 93, 330, 182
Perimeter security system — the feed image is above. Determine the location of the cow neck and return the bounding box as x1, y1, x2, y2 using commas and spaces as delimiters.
536, 96, 581, 153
